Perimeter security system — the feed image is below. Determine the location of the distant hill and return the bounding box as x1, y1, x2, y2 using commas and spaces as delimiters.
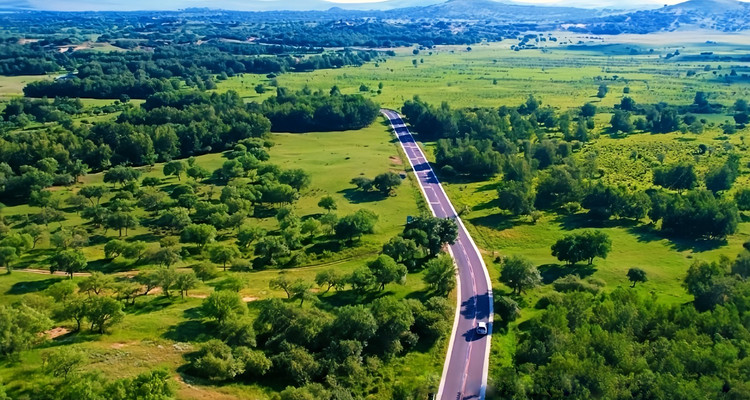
385, 0, 619, 22
582, 0, 750, 33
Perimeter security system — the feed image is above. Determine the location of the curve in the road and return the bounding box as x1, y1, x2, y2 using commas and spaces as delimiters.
382, 110, 494, 400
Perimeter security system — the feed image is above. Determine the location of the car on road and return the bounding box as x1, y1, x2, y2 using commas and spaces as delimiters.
476, 321, 488, 335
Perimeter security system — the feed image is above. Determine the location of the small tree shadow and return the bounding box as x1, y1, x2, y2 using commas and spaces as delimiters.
163, 320, 212, 343
627, 224, 727, 253
537, 263, 596, 284
5, 277, 62, 295
468, 213, 516, 232
339, 188, 385, 204
554, 213, 639, 231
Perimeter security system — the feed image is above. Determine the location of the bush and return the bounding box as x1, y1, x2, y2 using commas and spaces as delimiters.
535, 292, 564, 309
495, 296, 521, 323
553, 275, 604, 294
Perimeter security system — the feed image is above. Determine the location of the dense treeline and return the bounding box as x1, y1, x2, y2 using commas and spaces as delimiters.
20, 44, 382, 98
402, 97, 743, 240
496, 250, 750, 399
256, 87, 380, 132
0, 88, 379, 202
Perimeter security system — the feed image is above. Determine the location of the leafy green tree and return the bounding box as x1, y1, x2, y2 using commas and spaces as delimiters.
581, 102, 597, 117
162, 160, 187, 181
279, 169, 312, 192
192, 262, 219, 282
317, 195, 337, 212
610, 110, 633, 133
78, 272, 114, 296
233, 347, 271, 377
331, 305, 377, 342
422, 255, 456, 296
289, 279, 316, 306
0, 303, 52, 358
349, 267, 375, 294
373, 172, 402, 196
596, 84, 608, 98
150, 246, 181, 268
135, 270, 160, 296
50, 249, 88, 278
85, 296, 125, 333
0, 247, 17, 274
157, 207, 192, 231
498, 181, 535, 215
500, 255, 541, 295
201, 290, 246, 324
105, 212, 138, 237
58, 295, 88, 332
175, 272, 199, 299
208, 244, 241, 271
350, 176, 373, 192
315, 269, 345, 293
181, 224, 217, 248
104, 239, 127, 260
269, 273, 293, 298
368, 255, 407, 290
22, 223, 46, 249
103, 166, 141, 188
653, 162, 697, 192
46, 280, 77, 302
551, 230, 612, 266
382, 236, 423, 270
154, 267, 177, 297
404, 215, 458, 257
370, 297, 415, 356
735, 188, 750, 211
255, 236, 290, 266
190, 339, 245, 381
627, 268, 648, 287
44, 347, 86, 379
121, 241, 147, 262
106, 368, 174, 400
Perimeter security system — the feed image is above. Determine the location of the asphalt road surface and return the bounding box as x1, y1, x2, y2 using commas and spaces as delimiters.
382, 109, 493, 400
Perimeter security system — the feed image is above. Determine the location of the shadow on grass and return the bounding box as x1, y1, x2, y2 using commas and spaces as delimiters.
627, 224, 727, 253
554, 213, 639, 231
467, 213, 516, 232
163, 320, 212, 343
318, 289, 389, 309
5, 277, 62, 295
130, 295, 176, 315
339, 188, 387, 204
473, 198, 501, 212
537, 263, 596, 284
87, 259, 133, 274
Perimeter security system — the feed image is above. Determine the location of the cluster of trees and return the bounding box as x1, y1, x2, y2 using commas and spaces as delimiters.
495, 248, 750, 399
610, 94, 749, 134
257, 87, 380, 133
18, 40, 382, 98
403, 96, 595, 178
350, 171, 403, 196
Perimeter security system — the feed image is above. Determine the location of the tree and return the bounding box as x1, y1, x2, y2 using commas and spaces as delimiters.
317, 195, 337, 212
348, 267, 375, 294
135, 270, 160, 296
0, 303, 52, 358
44, 347, 86, 379
175, 272, 199, 298
279, 169, 311, 192
499, 255, 541, 295
498, 181, 535, 215
596, 84, 608, 98
382, 236, 423, 270
581, 102, 597, 118
105, 212, 138, 237
122, 241, 147, 262
335, 209, 379, 242
350, 176, 373, 192
331, 305, 377, 342
163, 160, 187, 181
422, 255, 456, 296
150, 245, 181, 268
106, 368, 175, 400
653, 162, 697, 192
315, 269, 344, 293
627, 268, 648, 287
192, 262, 219, 282
155, 267, 177, 297
373, 172, 402, 196
157, 207, 192, 231
610, 110, 633, 133
254, 236, 290, 266
368, 255, 407, 290
404, 216, 458, 257
269, 273, 293, 298
735, 188, 750, 211
85, 296, 125, 334
46, 279, 77, 302
103, 166, 141, 188
104, 239, 127, 260
78, 272, 114, 296
181, 224, 217, 248
705, 157, 739, 194
190, 339, 245, 381
201, 290, 246, 324
0, 247, 17, 274
551, 231, 611, 266
289, 279, 315, 306
50, 249, 88, 278
208, 244, 241, 271
22, 223, 46, 248
237, 224, 265, 249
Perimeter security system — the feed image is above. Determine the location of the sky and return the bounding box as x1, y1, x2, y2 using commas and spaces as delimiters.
18, 0, 750, 11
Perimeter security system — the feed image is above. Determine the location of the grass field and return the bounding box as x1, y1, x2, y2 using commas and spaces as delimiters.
217, 37, 750, 111
0, 119, 448, 399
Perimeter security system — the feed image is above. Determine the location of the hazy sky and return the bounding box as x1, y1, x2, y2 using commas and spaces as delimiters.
22, 0, 750, 11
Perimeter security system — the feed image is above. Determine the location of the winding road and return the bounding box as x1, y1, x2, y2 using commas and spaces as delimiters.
382, 110, 493, 400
